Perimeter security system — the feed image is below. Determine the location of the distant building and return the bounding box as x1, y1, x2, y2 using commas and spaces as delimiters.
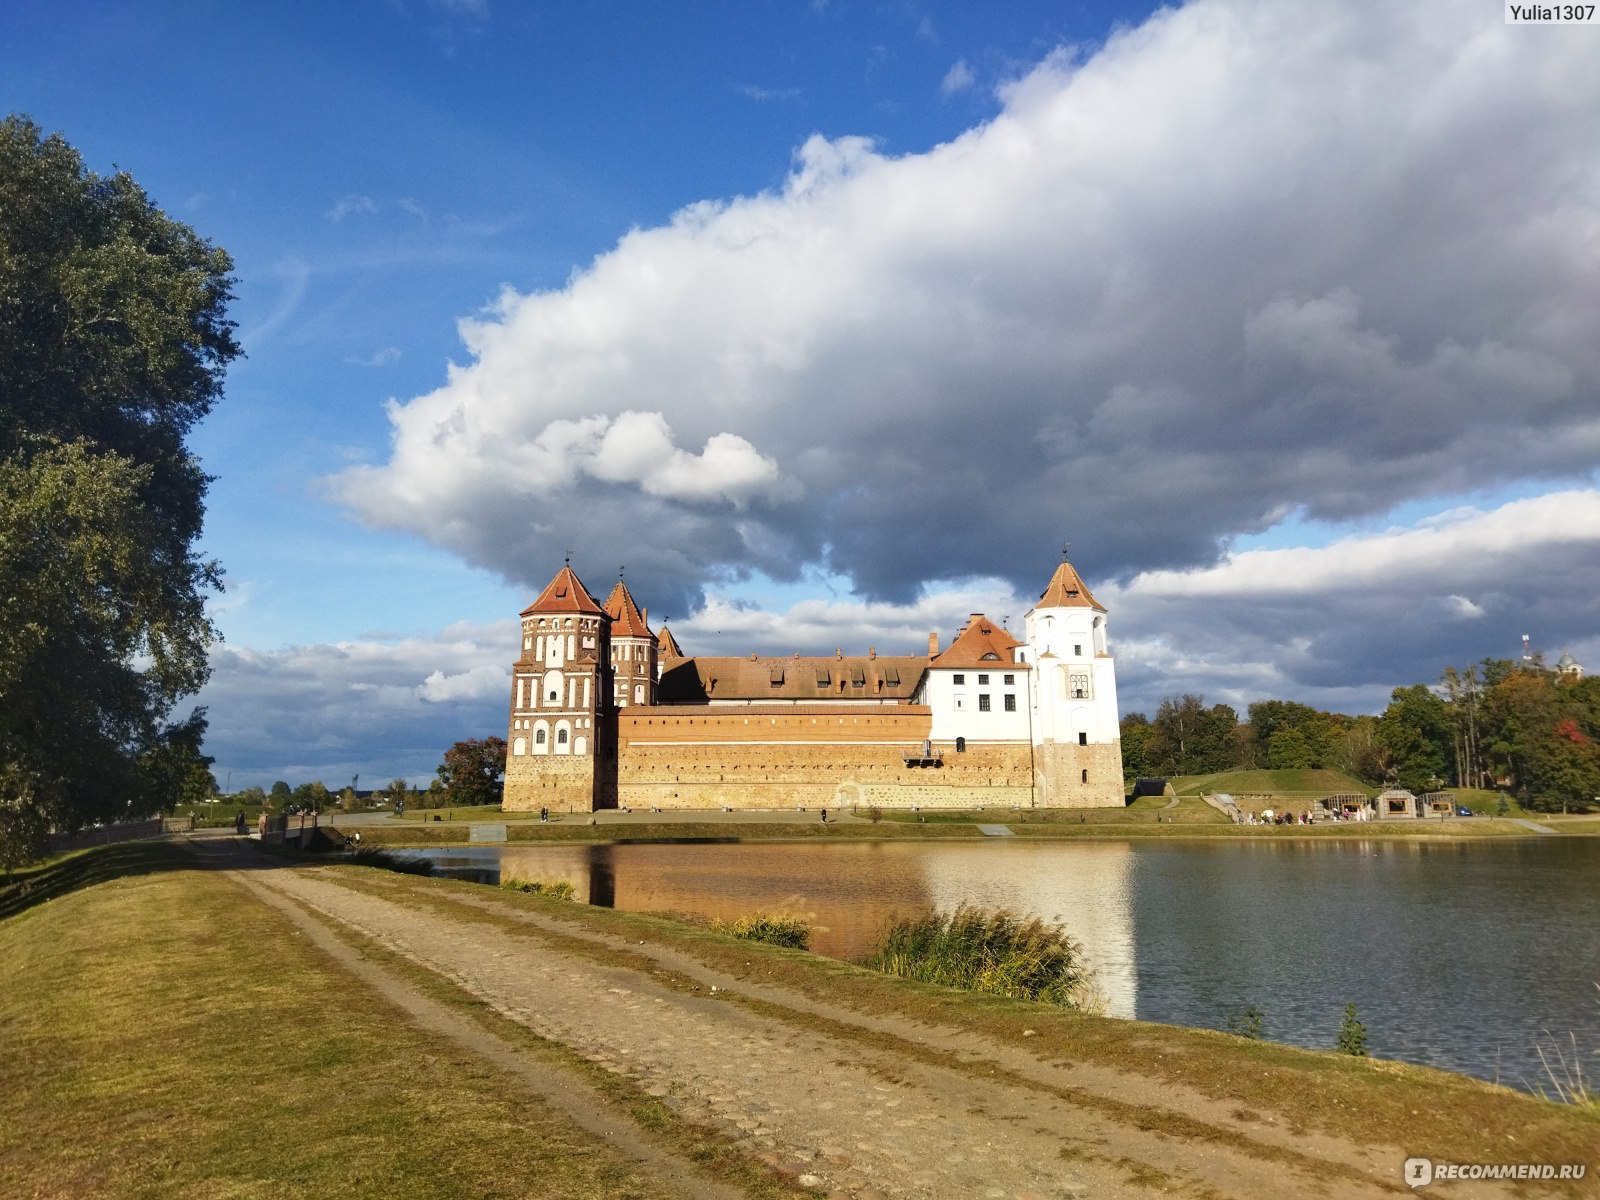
1555, 649, 1584, 681
503, 555, 1124, 811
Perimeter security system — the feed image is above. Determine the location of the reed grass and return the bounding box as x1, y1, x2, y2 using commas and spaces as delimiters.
859, 904, 1092, 1006
712, 913, 812, 949
499, 876, 576, 899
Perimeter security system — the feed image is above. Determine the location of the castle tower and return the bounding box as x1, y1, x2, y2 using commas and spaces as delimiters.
1021, 556, 1123, 806
503, 565, 610, 811
603, 579, 657, 708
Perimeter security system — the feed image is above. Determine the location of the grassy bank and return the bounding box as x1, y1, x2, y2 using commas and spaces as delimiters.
0, 842, 697, 1200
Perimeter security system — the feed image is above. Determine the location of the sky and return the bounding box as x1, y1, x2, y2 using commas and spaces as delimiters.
5, 0, 1598, 790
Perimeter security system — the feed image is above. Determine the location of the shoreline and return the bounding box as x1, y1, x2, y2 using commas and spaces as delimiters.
330, 811, 1594, 848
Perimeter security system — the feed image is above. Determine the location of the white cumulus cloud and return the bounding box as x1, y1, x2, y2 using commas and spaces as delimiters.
331, 0, 1600, 632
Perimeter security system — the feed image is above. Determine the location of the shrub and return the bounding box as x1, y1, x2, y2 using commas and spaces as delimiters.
499, 877, 575, 900
860, 905, 1092, 1006
1337, 1003, 1368, 1056
1226, 1006, 1265, 1039
712, 913, 811, 950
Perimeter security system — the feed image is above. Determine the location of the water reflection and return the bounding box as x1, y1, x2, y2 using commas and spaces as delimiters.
404, 836, 1600, 1090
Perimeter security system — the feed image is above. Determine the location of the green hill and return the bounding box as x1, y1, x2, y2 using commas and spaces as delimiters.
1164, 769, 1374, 801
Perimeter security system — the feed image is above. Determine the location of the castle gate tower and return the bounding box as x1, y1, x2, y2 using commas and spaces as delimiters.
503, 565, 611, 811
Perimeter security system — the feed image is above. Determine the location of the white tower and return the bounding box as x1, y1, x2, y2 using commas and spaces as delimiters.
1021, 556, 1123, 806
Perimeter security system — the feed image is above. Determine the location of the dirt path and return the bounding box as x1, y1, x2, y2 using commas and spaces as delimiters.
199, 844, 1413, 1199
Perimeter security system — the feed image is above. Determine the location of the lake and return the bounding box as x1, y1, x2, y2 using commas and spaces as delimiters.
401, 835, 1600, 1092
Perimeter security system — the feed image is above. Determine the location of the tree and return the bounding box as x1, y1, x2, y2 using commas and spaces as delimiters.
269, 781, 292, 804
291, 781, 330, 812
1119, 713, 1153, 785
1481, 670, 1600, 812
1148, 695, 1238, 776
1376, 685, 1453, 792
1247, 700, 1339, 770
436, 737, 508, 808
0, 116, 237, 865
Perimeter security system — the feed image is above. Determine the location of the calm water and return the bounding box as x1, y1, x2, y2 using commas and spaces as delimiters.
403, 836, 1600, 1091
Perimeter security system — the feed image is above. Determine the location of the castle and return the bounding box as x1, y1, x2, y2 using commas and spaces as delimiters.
503, 555, 1124, 812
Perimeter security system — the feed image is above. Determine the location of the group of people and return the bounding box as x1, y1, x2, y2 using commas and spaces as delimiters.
1243, 805, 1371, 825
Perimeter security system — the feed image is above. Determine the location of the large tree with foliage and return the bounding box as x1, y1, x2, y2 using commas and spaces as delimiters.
1375, 685, 1453, 792
437, 738, 508, 808
1147, 694, 1239, 777
0, 115, 237, 865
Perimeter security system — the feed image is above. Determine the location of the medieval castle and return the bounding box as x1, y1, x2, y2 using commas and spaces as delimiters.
503, 556, 1124, 812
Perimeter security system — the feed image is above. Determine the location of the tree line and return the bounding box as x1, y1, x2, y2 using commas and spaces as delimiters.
1121, 658, 1600, 812
223, 738, 509, 815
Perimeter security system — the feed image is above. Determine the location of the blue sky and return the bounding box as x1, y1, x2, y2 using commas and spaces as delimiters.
5, 1, 1598, 788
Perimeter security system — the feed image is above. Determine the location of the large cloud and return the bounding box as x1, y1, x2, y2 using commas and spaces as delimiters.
335, 0, 1598, 618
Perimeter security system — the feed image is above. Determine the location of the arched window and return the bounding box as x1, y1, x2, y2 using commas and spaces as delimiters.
1081, 768, 1089, 784
535, 729, 546, 745
557, 728, 568, 745
955, 736, 966, 753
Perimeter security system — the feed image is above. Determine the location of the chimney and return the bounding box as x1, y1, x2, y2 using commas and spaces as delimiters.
928, 632, 939, 655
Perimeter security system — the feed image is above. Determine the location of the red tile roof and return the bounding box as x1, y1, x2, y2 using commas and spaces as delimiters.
520, 565, 603, 617
603, 580, 653, 638
1036, 560, 1105, 612
930, 614, 1024, 668
657, 654, 928, 703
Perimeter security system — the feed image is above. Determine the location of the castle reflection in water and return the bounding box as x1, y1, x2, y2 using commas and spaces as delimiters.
437, 840, 1138, 1019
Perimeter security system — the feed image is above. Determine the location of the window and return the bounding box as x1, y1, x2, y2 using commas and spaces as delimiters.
548, 690, 558, 702
535, 729, 546, 744
1078, 731, 1087, 745
956, 737, 966, 753
1074, 644, 1082, 656
977, 673, 989, 685
952, 674, 965, 685
1003, 674, 1014, 685
1004, 695, 1016, 712
1081, 768, 1088, 783
978, 694, 991, 712
557, 729, 568, 745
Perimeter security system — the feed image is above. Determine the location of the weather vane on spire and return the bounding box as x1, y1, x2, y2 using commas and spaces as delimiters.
564, 548, 572, 566
1062, 541, 1072, 560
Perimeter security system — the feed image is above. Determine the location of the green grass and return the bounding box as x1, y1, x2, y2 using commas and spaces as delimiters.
1166, 768, 1375, 799
0, 842, 686, 1200
859, 905, 1093, 1006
